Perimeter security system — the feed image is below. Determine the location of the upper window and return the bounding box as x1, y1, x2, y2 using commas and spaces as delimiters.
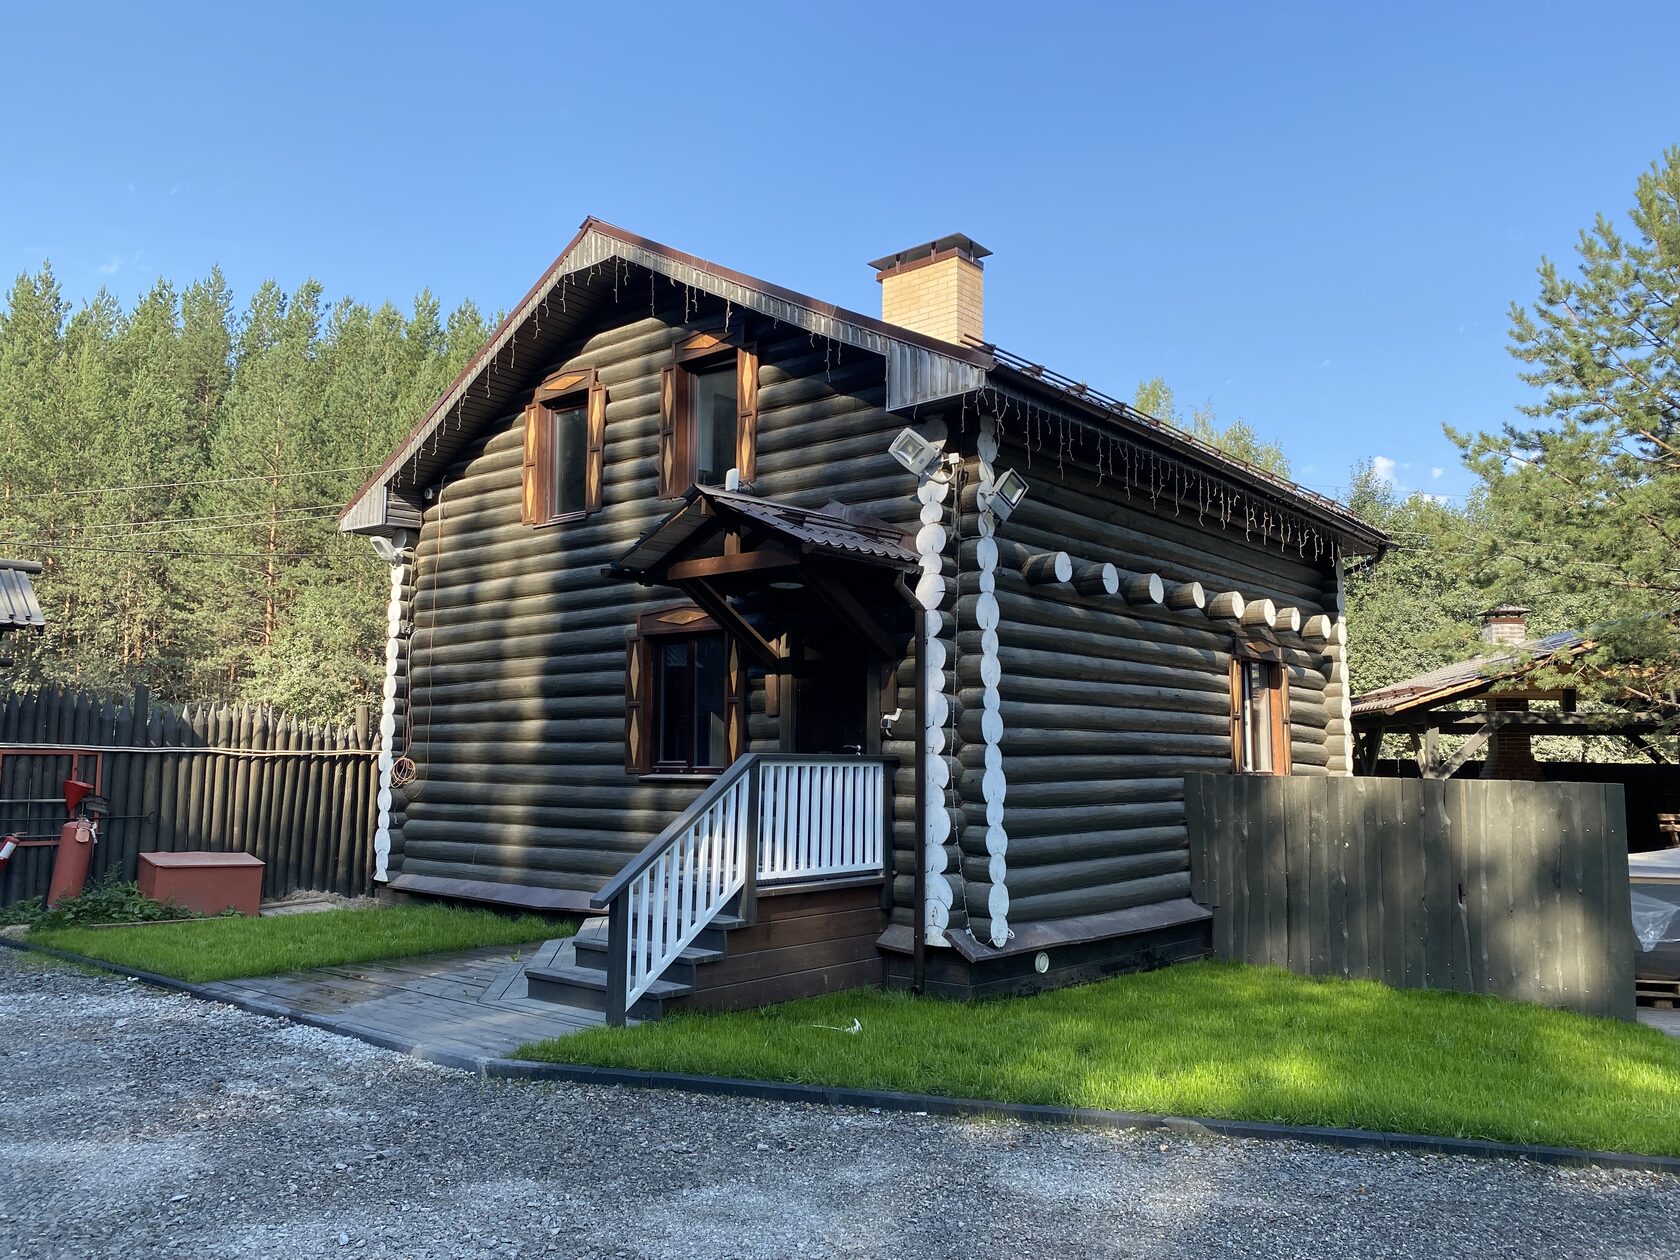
521, 370, 605, 525
660, 332, 758, 497
1232, 650, 1291, 775
690, 363, 738, 487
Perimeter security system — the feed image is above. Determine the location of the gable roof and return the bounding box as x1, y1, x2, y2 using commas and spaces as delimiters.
341, 218, 1385, 557
612, 487, 917, 582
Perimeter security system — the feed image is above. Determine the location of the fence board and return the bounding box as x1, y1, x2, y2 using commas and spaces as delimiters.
0, 685, 377, 907
1184, 773, 1635, 1021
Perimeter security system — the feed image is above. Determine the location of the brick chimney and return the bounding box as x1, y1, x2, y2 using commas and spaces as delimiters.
1479, 605, 1540, 779
869, 234, 990, 347
1479, 604, 1530, 646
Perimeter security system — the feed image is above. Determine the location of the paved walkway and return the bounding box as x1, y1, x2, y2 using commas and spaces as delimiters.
198, 936, 594, 1061
3, 950, 1676, 1260
1638, 1005, 1680, 1038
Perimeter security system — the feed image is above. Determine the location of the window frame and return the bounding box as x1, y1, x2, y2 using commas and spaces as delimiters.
520, 367, 605, 527
625, 605, 747, 778
659, 329, 758, 498
1230, 638, 1292, 776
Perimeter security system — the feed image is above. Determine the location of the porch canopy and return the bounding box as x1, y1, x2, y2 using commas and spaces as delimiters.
606, 486, 917, 675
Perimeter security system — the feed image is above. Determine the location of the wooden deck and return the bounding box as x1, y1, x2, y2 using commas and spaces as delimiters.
198, 937, 597, 1061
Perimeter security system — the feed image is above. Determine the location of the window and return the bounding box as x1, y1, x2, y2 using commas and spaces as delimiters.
520, 370, 604, 525
654, 632, 729, 772
1231, 649, 1291, 775
690, 363, 738, 487
660, 332, 758, 497
624, 607, 746, 775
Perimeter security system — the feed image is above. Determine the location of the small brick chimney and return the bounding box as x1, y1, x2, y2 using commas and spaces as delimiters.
1480, 604, 1530, 646
869, 234, 990, 347
1479, 605, 1540, 779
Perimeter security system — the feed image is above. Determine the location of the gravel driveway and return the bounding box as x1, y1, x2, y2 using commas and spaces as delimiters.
1, 950, 1675, 1260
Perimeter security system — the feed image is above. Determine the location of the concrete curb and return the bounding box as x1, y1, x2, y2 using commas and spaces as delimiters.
6, 934, 1679, 1177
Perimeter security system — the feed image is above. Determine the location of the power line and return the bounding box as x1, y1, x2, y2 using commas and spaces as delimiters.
5, 540, 333, 560
2, 465, 378, 502
76, 504, 345, 532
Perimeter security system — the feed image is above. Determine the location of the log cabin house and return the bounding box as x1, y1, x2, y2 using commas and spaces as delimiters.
340, 220, 1387, 1022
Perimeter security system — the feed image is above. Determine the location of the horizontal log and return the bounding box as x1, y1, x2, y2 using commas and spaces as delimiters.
1206, 591, 1245, 621
964, 849, 1187, 898
1241, 598, 1278, 628
1004, 871, 1193, 923
1074, 562, 1118, 597
1166, 581, 1205, 612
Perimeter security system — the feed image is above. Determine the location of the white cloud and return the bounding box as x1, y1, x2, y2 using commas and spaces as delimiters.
1371, 455, 1397, 485
1430, 466, 1444, 479
95, 255, 124, 276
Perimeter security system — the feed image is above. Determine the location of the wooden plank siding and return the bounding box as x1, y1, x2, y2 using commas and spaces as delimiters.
1184, 773, 1636, 1020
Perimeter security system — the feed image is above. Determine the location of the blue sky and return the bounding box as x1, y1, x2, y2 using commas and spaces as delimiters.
3, 2, 1676, 506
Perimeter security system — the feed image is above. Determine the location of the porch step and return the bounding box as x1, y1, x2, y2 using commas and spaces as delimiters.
571, 933, 724, 986
524, 908, 753, 1021
524, 960, 692, 1022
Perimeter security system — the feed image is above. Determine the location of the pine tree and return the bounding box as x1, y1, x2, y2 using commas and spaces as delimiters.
1452, 147, 1680, 717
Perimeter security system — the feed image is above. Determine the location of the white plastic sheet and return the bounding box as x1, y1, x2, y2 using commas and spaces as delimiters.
1630, 890, 1680, 952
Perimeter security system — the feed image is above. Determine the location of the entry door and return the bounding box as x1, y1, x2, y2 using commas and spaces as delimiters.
793, 655, 869, 754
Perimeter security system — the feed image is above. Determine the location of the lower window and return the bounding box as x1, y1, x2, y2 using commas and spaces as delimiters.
1233, 654, 1290, 774
653, 632, 729, 772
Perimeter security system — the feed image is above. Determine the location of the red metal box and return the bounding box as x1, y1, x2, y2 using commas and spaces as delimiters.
137, 851, 264, 917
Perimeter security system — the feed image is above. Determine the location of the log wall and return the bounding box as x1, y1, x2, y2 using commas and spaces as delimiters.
971, 436, 1343, 936
389, 289, 921, 907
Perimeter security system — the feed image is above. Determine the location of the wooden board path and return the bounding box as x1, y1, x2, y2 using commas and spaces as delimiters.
199, 938, 595, 1060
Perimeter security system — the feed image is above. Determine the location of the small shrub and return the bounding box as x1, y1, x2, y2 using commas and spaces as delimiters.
14, 877, 201, 932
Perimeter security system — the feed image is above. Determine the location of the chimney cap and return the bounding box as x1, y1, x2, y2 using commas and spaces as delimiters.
1481, 604, 1530, 619
868, 233, 992, 274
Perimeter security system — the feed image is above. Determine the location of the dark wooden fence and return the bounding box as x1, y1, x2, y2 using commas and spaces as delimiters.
0, 684, 377, 907
1183, 774, 1635, 1020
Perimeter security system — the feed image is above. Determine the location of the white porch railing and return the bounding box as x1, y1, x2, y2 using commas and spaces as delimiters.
590, 754, 892, 1023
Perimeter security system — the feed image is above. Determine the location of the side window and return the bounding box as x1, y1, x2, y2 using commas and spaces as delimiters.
521, 370, 605, 525
659, 332, 758, 497
1231, 652, 1291, 775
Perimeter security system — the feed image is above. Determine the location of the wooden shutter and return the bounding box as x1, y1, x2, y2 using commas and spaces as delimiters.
1229, 658, 1244, 773
520, 403, 544, 524
735, 344, 759, 483
659, 366, 682, 498
585, 381, 606, 513
624, 626, 647, 772
1274, 668, 1293, 775
724, 640, 747, 764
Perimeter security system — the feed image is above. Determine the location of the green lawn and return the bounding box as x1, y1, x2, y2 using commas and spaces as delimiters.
31, 905, 574, 983
520, 962, 1680, 1157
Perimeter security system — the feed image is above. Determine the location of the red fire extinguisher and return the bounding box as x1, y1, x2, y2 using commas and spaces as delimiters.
0, 833, 17, 878
45, 778, 103, 907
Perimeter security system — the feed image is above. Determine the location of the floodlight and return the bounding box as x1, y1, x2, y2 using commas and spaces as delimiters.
981, 466, 1030, 521
889, 427, 945, 476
